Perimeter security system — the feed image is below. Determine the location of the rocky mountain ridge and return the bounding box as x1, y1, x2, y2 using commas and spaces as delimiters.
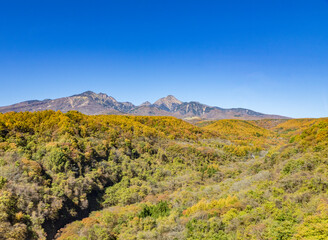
0, 91, 288, 120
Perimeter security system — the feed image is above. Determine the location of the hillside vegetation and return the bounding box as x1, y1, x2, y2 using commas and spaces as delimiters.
0, 111, 327, 240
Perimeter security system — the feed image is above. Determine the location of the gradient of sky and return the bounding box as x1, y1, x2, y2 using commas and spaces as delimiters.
0, 0, 328, 118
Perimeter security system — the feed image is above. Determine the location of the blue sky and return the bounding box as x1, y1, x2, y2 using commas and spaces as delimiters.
0, 0, 328, 118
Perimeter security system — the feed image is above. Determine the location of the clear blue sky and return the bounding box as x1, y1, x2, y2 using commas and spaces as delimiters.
1, 0, 328, 118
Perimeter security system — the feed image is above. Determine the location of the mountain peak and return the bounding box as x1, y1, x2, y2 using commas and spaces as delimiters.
153, 95, 182, 111
140, 101, 151, 107
77, 91, 96, 96
75, 91, 117, 103
166, 95, 181, 101
154, 95, 182, 104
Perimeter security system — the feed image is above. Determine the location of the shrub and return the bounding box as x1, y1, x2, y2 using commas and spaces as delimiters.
139, 201, 170, 219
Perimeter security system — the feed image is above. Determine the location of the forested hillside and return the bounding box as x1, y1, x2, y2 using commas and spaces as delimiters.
0, 111, 327, 239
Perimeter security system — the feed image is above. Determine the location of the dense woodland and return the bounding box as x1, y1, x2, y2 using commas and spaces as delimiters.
0, 111, 328, 239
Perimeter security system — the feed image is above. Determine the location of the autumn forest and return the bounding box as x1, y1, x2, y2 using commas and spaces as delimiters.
1, 111, 328, 239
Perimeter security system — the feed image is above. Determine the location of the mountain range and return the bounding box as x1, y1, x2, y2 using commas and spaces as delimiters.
0, 91, 288, 120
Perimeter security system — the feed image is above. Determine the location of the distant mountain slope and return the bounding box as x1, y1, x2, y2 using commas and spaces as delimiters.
0, 91, 289, 120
